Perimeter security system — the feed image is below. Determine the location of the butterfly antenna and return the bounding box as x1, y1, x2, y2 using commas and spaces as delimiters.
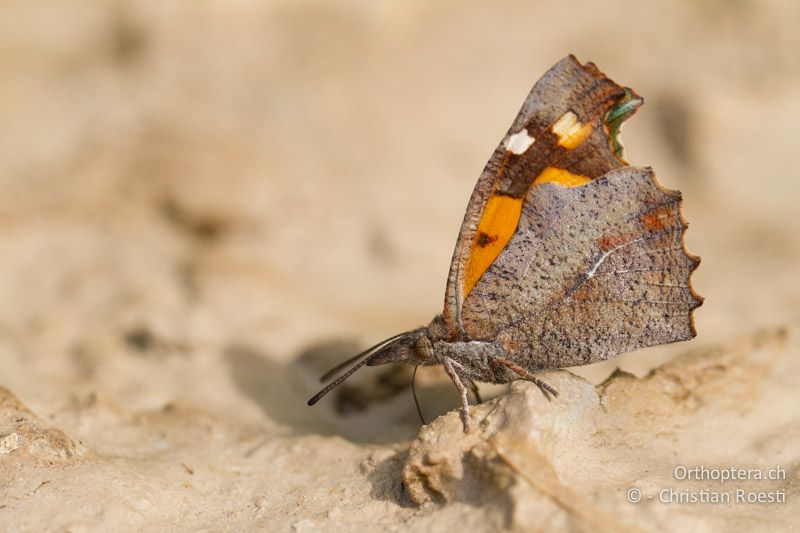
412, 365, 426, 425
319, 333, 408, 383
307, 353, 376, 406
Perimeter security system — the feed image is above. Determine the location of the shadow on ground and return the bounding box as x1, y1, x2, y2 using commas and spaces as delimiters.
225, 340, 463, 443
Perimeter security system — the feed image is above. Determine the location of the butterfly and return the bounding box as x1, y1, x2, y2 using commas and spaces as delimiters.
308, 55, 702, 433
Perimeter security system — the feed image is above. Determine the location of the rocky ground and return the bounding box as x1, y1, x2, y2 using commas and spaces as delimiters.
1, 1, 799, 531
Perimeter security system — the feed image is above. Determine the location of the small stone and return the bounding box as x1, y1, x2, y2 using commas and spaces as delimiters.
0, 433, 19, 454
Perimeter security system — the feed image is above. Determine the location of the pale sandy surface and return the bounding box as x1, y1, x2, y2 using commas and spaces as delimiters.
1, 1, 799, 531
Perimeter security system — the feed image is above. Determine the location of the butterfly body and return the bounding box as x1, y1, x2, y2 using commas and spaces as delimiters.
308, 55, 702, 433
369, 322, 514, 384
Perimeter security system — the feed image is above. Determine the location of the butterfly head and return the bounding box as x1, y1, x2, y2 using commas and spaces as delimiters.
306, 328, 437, 407
365, 329, 437, 367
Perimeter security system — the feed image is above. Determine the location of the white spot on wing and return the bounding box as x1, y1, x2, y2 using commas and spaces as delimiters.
552, 111, 582, 137
505, 129, 535, 155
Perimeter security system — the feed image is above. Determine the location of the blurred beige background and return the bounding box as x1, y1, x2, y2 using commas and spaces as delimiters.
1, 0, 799, 529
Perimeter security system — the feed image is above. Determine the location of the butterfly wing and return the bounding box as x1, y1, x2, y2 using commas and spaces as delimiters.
461, 166, 702, 368
443, 55, 643, 336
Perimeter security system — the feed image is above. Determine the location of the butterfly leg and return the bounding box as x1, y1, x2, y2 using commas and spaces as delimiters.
492, 356, 559, 400
442, 357, 471, 433
467, 379, 483, 404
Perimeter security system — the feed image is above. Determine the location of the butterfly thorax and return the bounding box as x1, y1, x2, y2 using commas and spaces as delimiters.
431, 339, 516, 384
424, 314, 517, 384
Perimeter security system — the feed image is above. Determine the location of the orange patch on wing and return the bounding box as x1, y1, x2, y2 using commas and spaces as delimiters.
533, 167, 591, 187
463, 193, 523, 297
598, 233, 634, 251
463, 168, 591, 298
641, 207, 673, 232
552, 111, 593, 149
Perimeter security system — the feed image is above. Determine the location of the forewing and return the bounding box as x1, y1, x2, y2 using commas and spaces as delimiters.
443, 55, 642, 336
461, 167, 702, 369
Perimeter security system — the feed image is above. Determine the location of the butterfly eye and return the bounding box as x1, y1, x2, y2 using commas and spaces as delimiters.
414, 336, 434, 361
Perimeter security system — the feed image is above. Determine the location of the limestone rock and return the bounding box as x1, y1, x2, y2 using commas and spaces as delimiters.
1, 2, 799, 531
403, 326, 799, 531
0, 387, 89, 463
